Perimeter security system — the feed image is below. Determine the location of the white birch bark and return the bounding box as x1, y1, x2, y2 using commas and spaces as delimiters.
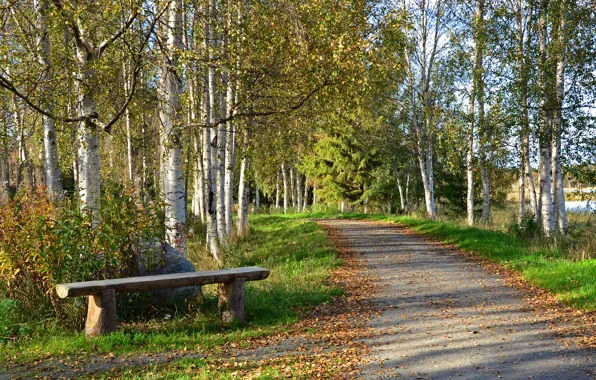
514, 0, 538, 218
296, 173, 303, 212
551, 2, 567, 233
538, 0, 554, 235
202, 2, 221, 263
159, 0, 186, 253
466, 82, 475, 225
193, 135, 206, 224
282, 162, 288, 214
275, 169, 281, 210
223, 86, 236, 237
141, 121, 148, 200
476, 0, 489, 224
255, 181, 260, 210
216, 20, 228, 240
303, 176, 308, 210
290, 165, 296, 208
35, 0, 63, 199
236, 128, 251, 236
0, 123, 8, 199
123, 62, 134, 186
224, 0, 238, 237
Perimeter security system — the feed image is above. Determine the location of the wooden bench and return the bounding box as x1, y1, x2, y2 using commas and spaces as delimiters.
56, 266, 270, 336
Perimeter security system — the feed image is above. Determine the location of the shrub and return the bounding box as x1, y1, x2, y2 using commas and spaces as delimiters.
0, 185, 164, 329
508, 211, 541, 239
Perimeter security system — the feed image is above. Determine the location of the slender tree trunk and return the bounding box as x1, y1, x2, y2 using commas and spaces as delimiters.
519, 149, 526, 222
0, 123, 9, 199
123, 63, 135, 186
275, 169, 281, 210
296, 172, 303, 212
466, 82, 475, 225
141, 121, 148, 200
303, 176, 308, 210
160, 0, 186, 254
551, 2, 567, 233
216, 97, 227, 240
405, 160, 411, 213
193, 136, 206, 224
224, 87, 236, 237
202, 2, 221, 263
36, 0, 63, 199
312, 182, 317, 207
515, 0, 538, 218
236, 128, 251, 236
393, 160, 405, 211
538, 0, 554, 236
255, 182, 260, 211
282, 162, 288, 214
290, 165, 296, 208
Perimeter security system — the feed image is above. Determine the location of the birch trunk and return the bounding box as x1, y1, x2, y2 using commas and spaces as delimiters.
193, 136, 206, 224
0, 123, 8, 199
236, 128, 251, 236
216, 3, 229, 240
141, 121, 148, 200
312, 183, 317, 207
216, 95, 227, 240
405, 162, 411, 213
303, 176, 308, 210
275, 170, 281, 209
538, 0, 554, 236
296, 173, 303, 212
551, 2, 567, 233
224, 85, 236, 237
255, 182, 260, 210
515, 0, 538, 217
73, 48, 101, 218
466, 83, 475, 225
290, 166, 296, 208
202, 2, 221, 263
123, 63, 134, 186
393, 161, 405, 211
36, 0, 63, 199
160, 0, 186, 253
225, 0, 240, 237
282, 163, 288, 214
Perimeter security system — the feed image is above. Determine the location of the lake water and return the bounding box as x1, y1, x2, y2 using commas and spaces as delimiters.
566, 201, 595, 212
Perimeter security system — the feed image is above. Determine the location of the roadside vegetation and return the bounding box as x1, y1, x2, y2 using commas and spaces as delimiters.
0, 215, 341, 367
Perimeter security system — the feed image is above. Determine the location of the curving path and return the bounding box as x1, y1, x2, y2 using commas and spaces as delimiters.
323, 219, 595, 380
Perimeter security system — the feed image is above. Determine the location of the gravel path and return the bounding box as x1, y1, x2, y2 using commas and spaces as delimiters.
323, 219, 595, 380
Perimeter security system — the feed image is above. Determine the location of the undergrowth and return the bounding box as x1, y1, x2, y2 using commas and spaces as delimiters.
0, 215, 341, 365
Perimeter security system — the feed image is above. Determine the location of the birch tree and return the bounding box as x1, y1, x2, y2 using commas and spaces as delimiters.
159, 0, 186, 253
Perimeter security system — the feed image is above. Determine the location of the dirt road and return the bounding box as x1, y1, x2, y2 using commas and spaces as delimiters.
322, 219, 595, 380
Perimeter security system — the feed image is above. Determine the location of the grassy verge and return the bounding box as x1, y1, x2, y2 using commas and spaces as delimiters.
0, 215, 342, 365
308, 212, 596, 311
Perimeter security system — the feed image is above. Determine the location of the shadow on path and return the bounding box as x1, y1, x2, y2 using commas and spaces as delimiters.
323, 219, 595, 380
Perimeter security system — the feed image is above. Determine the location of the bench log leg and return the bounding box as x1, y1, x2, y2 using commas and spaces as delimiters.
85, 289, 118, 336
218, 278, 245, 325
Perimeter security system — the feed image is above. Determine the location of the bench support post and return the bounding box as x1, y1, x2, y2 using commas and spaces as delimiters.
85, 289, 118, 336
218, 278, 245, 325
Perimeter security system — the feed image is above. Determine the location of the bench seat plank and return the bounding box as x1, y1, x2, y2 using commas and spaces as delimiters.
56, 266, 269, 298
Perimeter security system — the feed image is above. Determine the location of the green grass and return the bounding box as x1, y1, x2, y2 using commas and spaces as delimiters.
306, 211, 596, 311
0, 215, 342, 365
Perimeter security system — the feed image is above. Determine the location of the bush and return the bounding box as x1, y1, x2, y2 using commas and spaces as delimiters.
0, 185, 164, 329
507, 211, 541, 239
